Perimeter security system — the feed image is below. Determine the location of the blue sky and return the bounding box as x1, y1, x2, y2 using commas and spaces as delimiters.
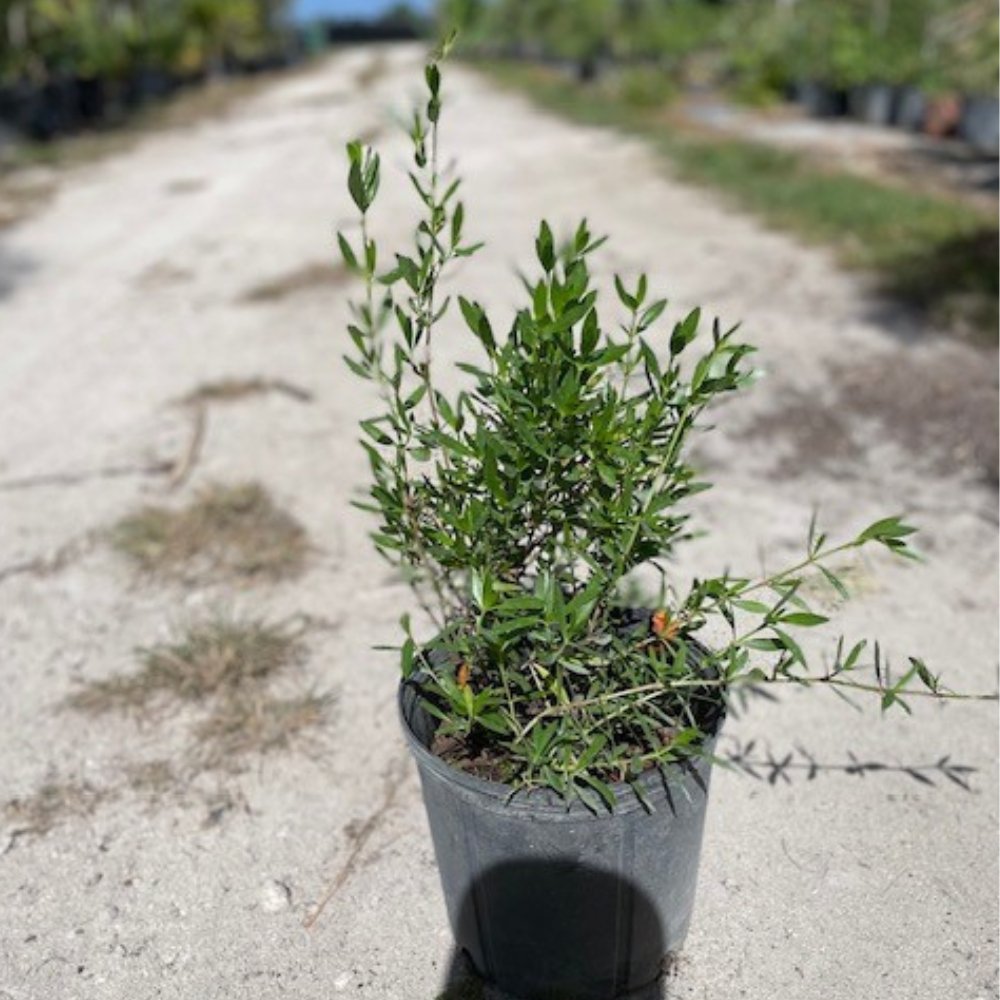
291, 0, 434, 23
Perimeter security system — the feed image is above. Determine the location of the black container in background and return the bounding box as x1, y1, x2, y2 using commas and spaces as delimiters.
798, 79, 848, 118
848, 83, 895, 126
959, 95, 1000, 155
893, 86, 927, 130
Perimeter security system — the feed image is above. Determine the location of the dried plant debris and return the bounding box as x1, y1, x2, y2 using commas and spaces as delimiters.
135, 260, 194, 288
194, 690, 332, 768
123, 759, 177, 797
240, 261, 349, 303
110, 481, 309, 583
165, 177, 207, 195
3, 780, 108, 843
67, 616, 305, 714
178, 376, 313, 407
66, 614, 332, 782
355, 53, 388, 89
0, 531, 97, 585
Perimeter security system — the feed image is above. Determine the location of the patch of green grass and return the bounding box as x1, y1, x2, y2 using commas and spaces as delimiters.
481, 61, 997, 342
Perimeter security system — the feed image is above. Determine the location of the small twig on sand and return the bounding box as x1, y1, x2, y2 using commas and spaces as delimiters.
0, 460, 172, 493
166, 404, 207, 493
303, 756, 410, 929
0, 532, 97, 585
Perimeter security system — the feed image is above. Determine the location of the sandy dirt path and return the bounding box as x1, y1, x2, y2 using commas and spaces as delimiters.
0, 45, 996, 1000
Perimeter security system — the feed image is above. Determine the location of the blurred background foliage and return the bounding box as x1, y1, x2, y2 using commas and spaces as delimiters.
0, 0, 995, 338
0, 0, 291, 83
439, 0, 999, 103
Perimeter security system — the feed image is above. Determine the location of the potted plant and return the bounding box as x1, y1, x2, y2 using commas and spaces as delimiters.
336, 44, 964, 1000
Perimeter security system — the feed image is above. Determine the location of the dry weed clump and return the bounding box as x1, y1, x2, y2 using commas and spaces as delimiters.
66, 615, 332, 772
3, 780, 108, 839
123, 759, 177, 796
194, 690, 332, 768
67, 616, 304, 715
111, 481, 308, 584
240, 261, 349, 303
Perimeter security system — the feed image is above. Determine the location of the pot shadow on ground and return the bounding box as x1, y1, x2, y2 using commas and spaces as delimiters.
436, 859, 675, 1000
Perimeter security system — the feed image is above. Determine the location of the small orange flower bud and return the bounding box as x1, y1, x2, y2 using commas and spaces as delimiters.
457, 662, 471, 689
651, 609, 679, 641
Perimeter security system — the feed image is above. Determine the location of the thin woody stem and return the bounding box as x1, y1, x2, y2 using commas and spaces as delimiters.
522, 671, 998, 736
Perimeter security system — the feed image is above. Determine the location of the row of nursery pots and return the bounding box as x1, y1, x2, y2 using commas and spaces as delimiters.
793, 79, 1000, 154
487, 48, 999, 155
0, 51, 300, 142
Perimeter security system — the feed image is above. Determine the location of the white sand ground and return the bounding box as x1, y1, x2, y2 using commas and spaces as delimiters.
0, 44, 996, 1000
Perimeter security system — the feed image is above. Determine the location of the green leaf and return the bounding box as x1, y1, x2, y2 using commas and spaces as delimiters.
578, 734, 607, 769
819, 565, 849, 600
470, 568, 484, 610
614, 274, 636, 311
733, 599, 771, 614
536, 221, 555, 272
579, 773, 616, 811
776, 612, 829, 627
637, 299, 667, 333
425, 62, 441, 96
670, 307, 700, 355
856, 516, 917, 545
743, 637, 785, 652
337, 232, 359, 271
772, 628, 806, 667
400, 637, 415, 678
910, 657, 938, 693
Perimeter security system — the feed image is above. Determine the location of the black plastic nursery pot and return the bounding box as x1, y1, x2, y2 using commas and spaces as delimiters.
797, 79, 848, 119
893, 86, 926, 131
400, 680, 722, 1000
958, 96, 1000, 155
848, 83, 895, 126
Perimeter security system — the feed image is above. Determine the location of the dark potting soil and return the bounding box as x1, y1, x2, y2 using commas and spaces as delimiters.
430, 732, 512, 783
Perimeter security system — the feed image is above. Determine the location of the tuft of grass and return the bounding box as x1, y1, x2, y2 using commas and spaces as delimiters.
111, 481, 309, 584
241, 261, 350, 303
3, 780, 108, 837
53, 615, 332, 823
480, 61, 998, 343
67, 615, 304, 714
194, 690, 332, 767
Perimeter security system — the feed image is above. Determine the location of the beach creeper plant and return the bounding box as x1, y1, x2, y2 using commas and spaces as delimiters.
336, 41, 972, 811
